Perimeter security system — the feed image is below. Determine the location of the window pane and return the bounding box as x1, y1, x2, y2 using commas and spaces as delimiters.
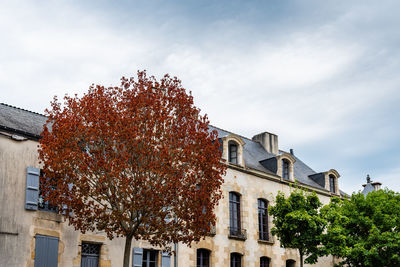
231, 253, 241, 267
229, 143, 238, 164
197, 249, 210, 267
260, 257, 270, 267
282, 160, 289, 179
329, 176, 335, 193
258, 199, 269, 240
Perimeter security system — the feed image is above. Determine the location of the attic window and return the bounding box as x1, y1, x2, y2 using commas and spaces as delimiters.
229, 141, 238, 164
282, 159, 290, 180
329, 175, 336, 193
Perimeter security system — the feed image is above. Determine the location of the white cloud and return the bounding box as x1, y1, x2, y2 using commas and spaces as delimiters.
0, 0, 400, 194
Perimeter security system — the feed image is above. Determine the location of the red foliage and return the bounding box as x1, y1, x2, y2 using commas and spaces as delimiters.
39, 71, 226, 251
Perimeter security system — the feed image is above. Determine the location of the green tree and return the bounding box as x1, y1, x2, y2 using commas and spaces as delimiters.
269, 189, 326, 267
321, 189, 400, 267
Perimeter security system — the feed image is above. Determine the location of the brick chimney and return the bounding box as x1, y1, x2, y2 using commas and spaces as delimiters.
252, 131, 279, 155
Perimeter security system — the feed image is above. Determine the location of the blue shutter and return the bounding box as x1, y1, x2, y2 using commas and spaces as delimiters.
161, 251, 171, 267
25, 167, 40, 210
34, 235, 59, 267
132, 248, 143, 267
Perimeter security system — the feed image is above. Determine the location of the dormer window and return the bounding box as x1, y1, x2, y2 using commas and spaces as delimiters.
228, 141, 238, 164
329, 174, 335, 193
221, 134, 245, 167
282, 159, 290, 180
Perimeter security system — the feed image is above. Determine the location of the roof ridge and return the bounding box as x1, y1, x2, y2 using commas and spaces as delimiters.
0, 103, 46, 117
209, 124, 254, 142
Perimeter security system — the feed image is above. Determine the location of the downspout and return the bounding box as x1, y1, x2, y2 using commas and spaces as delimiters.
174, 214, 178, 267
174, 242, 178, 267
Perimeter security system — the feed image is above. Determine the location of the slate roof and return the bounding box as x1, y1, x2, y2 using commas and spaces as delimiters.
0, 103, 47, 139
0, 103, 343, 194
209, 125, 339, 193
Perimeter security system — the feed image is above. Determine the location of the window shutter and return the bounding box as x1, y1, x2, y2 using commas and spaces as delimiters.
25, 167, 40, 210
161, 251, 171, 267
132, 248, 143, 267
34, 235, 59, 267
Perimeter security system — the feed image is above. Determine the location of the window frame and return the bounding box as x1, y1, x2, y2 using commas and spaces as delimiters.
282, 159, 290, 180
197, 248, 210, 267
230, 253, 242, 267
228, 141, 238, 164
142, 249, 158, 267
260, 256, 270, 267
286, 259, 296, 267
38, 170, 58, 213
258, 199, 269, 241
329, 175, 336, 193
229, 192, 241, 235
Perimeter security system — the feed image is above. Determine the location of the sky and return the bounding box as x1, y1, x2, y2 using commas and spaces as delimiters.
1, 0, 399, 194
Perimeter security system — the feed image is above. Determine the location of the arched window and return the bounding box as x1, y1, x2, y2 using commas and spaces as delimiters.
230, 253, 242, 267
329, 174, 336, 193
197, 249, 210, 267
286, 259, 296, 267
260, 256, 270, 267
258, 199, 269, 241
228, 141, 238, 164
229, 192, 241, 236
282, 159, 290, 180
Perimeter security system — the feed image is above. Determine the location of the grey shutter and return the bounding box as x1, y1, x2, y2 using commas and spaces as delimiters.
25, 167, 40, 210
161, 251, 171, 267
81, 256, 99, 267
34, 235, 59, 267
132, 247, 143, 267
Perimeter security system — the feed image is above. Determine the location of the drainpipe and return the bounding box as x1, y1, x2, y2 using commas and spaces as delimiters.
174, 242, 178, 267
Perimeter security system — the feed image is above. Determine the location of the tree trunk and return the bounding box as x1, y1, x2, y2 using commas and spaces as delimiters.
300, 252, 303, 267
123, 233, 134, 267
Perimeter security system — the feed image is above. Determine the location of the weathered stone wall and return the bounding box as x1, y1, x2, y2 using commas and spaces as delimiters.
0, 133, 164, 267
177, 167, 336, 267
0, 132, 337, 267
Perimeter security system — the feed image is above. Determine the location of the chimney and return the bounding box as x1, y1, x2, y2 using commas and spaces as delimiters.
290, 149, 294, 155
252, 131, 279, 155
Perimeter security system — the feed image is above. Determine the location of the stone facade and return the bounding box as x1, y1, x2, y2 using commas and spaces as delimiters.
0, 103, 343, 267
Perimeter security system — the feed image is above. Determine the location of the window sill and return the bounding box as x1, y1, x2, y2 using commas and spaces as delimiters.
258, 239, 274, 245
228, 235, 247, 241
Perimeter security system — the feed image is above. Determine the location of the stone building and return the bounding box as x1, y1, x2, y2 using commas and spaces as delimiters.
0, 103, 344, 267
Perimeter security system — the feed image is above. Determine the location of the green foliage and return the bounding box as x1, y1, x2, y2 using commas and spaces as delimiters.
321, 189, 400, 267
269, 188, 326, 266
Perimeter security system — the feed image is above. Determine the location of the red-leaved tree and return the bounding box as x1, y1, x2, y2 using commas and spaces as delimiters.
38, 71, 226, 267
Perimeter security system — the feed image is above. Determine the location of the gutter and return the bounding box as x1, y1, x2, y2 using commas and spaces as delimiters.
226, 163, 344, 198
0, 125, 41, 141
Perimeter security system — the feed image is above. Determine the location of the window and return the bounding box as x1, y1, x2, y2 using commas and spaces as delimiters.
142, 249, 158, 267
258, 199, 269, 241
229, 192, 241, 236
329, 175, 336, 193
286, 259, 296, 267
282, 159, 290, 180
230, 253, 242, 267
260, 257, 270, 267
197, 249, 210, 267
81, 242, 101, 267
228, 141, 238, 164
38, 170, 58, 212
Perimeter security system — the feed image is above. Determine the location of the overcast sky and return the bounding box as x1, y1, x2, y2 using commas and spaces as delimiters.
1, 0, 399, 194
